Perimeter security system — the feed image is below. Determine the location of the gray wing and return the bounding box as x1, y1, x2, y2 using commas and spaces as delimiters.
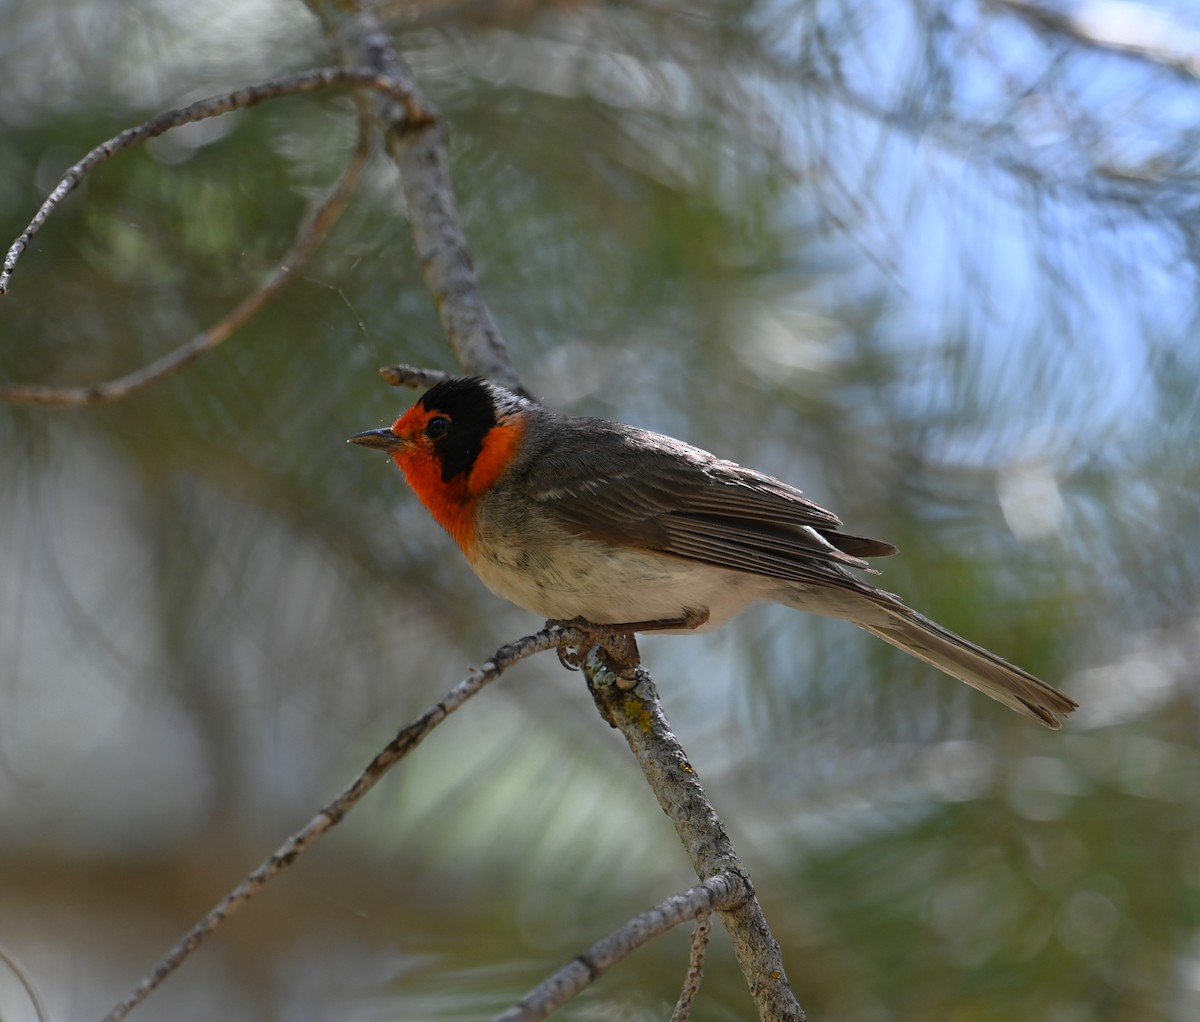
518, 417, 897, 582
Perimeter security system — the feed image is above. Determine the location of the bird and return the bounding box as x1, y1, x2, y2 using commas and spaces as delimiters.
350, 376, 1077, 728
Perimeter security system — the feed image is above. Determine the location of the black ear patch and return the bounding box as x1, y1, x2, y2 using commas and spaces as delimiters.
418, 377, 498, 482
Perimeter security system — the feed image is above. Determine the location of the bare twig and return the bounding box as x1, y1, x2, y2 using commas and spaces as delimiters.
494, 872, 746, 1022
0, 66, 428, 298
0, 944, 50, 1022
671, 913, 713, 1022
99, 624, 584, 1022
0, 121, 371, 407
306, 1, 527, 394
586, 662, 805, 1022
378, 362, 453, 389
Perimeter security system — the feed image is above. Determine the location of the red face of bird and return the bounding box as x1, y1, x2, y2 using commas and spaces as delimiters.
349, 378, 529, 553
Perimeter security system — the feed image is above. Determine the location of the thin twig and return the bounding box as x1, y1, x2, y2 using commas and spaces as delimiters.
99, 625, 583, 1022
586, 662, 805, 1022
378, 362, 452, 390
670, 912, 712, 1022
0, 943, 50, 1022
0, 66, 428, 298
493, 872, 746, 1022
0, 120, 371, 407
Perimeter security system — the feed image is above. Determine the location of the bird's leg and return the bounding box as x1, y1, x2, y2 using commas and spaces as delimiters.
549, 609, 709, 686
556, 628, 641, 686
550, 608, 709, 640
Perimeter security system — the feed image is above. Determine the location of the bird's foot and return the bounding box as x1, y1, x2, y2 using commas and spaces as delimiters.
548, 609, 708, 686
550, 617, 639, 684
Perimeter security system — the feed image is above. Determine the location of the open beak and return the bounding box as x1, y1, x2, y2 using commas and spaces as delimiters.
348, 427, 408, 453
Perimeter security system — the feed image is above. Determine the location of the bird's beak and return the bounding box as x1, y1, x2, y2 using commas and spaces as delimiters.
348, 427, 408, 453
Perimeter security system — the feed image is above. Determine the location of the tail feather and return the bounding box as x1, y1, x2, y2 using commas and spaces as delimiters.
858, 602, 1077, 729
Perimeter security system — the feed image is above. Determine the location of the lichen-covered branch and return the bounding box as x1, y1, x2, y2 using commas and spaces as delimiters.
494, 871, 746, 1022
586, 663, 805, 1022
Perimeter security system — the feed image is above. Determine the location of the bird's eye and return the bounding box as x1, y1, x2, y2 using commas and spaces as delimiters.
425, 416, 450, 440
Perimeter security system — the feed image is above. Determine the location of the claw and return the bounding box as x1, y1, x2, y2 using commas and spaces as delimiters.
557, 641, 596, 671
547, 612, 702, 679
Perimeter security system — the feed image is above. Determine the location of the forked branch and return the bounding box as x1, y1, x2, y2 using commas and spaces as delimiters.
586, 662, 805, 1021
0, 66, 425, 298
0, 67, 424, 408
494, 872, 745, 1022
0, 121, 370, 407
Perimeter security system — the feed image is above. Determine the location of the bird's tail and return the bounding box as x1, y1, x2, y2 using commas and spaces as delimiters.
854, 597, 1077, 729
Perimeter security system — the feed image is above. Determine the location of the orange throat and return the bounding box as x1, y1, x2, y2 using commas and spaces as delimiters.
394, 415, 526, 557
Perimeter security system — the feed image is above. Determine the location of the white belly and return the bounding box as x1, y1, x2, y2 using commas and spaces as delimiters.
467, 530, 759, 632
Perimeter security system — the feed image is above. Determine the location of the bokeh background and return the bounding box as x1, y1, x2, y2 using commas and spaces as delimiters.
2, 1, 1199, 1019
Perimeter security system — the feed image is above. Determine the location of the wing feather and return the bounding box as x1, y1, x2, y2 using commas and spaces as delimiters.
518, 416, 895, 581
